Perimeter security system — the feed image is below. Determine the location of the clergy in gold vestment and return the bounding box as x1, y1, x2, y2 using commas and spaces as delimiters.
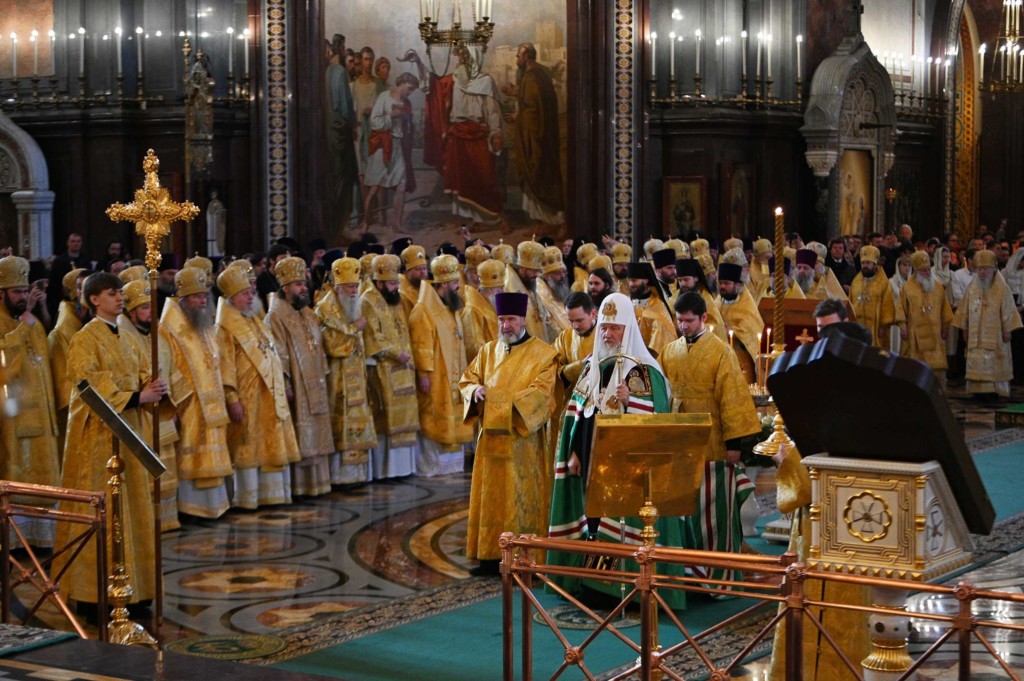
161, 268, 233, 518
767, 445, 869, 681
674, 258, 728, 343
536, 245, 572, 341
625, 262, 677, 355
399, 244, 429, 320
570, 242, 599, 294
266, 257, 334, 496
849, 245, 896, 348
953, 250, 1023, 397
0, 257, 61, 547
459, 291, 557, 575
361, 254, 420, 479
48, 266, 88, 455
461, 259, 504, 364
56, 272, 168, 604
553, 291, 597, 389
794, 249, 826, 299
661, 291, 761, 583
316, 257, 377, 485
216, 267, 300, 507
119, 281, 181, 530
896, 251, 953, 387
717, 262, 763, 385
505, 241, 551, 342
409, 254, 474, 476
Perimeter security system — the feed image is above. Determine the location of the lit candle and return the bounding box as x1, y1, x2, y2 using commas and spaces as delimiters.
10, 33, 16, 79
455, 0, 461, 25
669, 31, 676, 78
766, 33, 773, 79
30, 30, 38, 76
244, 28, 250, 77
226, 27, 234, 76
756, 32, 763, 79
113, 26, 122, 76
695, 29, 701, 75
729, 328, 735, 349
765, 325, 772, 349
944, 58, 951, 94
650, 32, 657, 79
741, 30, 748, 79
795, 34, 803, 80
135, 27, 143, 75
78, 27, 85, 75
48, 30, 54, 72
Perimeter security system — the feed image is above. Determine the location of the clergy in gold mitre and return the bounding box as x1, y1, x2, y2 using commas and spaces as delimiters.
609, 242, 632, 294
849, 245, 896, 348
409, 254, 474, 476
314, 256, 376, 485
462, 259, 504, 363
664, 237, 690, 260
661, 291, 760, 583
748, 238, 773, 300
572, 242, 599, 293
48, 266, 88, 454
361, 254, 420, 479
536, 245, 572, 339
161, 267, 233, 517
56, 272, 167, 607
119, 280, 180, 530
216, 266, 300, 507
464, 243, 490, 290
399, 244, 429, 319
265, 256, 334, 495
675, 258, 728, 342
625, 261, 677, 355
643, 236, 665, 261
0, 256, 61, 547
503, 240, 548, 342
459, 291, 558, 576
769, 256, 805, 299
717, 262, 763, 384
895, 250, 953, 389
227, 258, 266, 320
690, 237, 710, 259
806, 241, 849, 302
119, 264, 148, 284
953, 249, 1023, 398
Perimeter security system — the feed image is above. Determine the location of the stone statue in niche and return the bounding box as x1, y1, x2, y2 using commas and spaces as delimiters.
206, 191, 226, 256
185, 50, 215, 178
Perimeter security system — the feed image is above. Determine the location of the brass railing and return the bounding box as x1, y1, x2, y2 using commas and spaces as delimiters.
499, 533, 1024, 681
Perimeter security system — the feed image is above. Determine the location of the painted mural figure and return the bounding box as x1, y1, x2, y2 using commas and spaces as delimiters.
325, 34, 360, 240
503, 43, 564, 225
406, 46, 504, 224
362, 73, 421, 230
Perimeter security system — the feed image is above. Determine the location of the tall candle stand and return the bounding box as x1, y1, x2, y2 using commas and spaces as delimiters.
694, 73, 703, 98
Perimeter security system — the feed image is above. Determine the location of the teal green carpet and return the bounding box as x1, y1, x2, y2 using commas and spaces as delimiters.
273, 589, 767, 681
974, 441, 1024, 522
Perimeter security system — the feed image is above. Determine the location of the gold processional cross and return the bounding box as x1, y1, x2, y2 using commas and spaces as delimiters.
103, 148, 199, 644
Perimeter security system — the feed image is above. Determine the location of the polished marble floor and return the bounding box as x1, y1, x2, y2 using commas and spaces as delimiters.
10, 385, 1024, 680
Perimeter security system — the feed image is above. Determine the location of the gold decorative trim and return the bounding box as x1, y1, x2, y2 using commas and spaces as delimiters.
264, 0, 289, 241
612, 0, 636, 242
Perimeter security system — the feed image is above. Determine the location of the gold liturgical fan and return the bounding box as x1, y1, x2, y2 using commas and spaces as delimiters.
585, 413, 711, 521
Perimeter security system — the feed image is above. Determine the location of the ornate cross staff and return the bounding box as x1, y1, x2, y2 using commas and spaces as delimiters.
106, 149, 199, 641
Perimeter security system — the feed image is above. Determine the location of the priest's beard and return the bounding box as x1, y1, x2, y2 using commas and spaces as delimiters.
339, 293, 360, 321
795, 270, 816, 294
498, 327, 525, 345
440, 287, 463, 312
677, 282, 695, 295
706, 277, 719, 296
288, 289, 310, 311
133, 318, 152, 334
548, 278, 570, 303
521, 275, 537, 292
3, 294, 26, 318
596, 338, 621, 361
915, 272, 935, 293
978, 274, 994, 292
237, 304, 257, 319
381, 287, 401, 305
720, 290, 739, 302
861, 266, 877, 279
481, 288, 500, 309
182, 304, 213, 330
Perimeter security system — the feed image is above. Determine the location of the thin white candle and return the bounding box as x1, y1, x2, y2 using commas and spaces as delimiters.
78, 27, 85, 75
766, 33, 772, 79
741, 30, 748, 78
10, 33, 16, 79
243, 28, 250, 77
114, 27, 123, 76
31, 30, 38, 76
650, 32, 657, 79
456, 0, 461, 25
756, 32, 763, 78
694, 29, 701, 75
226, 27, 234, 76
135, 27, 143, 75
795, 34, 803, 80
669, 31, 675, 78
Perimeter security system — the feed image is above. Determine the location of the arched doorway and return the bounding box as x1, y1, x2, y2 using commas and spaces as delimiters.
0, 112, 53, 258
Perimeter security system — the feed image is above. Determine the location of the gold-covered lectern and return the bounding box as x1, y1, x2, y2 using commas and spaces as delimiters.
585, 412, 712, 521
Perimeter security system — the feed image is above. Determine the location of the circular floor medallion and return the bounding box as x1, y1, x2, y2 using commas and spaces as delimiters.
164, 633, 288, 660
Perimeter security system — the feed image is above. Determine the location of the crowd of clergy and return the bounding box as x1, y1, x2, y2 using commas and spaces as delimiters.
0, 220, 1020, 628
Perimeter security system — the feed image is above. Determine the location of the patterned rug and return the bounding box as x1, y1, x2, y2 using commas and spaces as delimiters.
164, 633, 289, 660
0, 624, 76, 657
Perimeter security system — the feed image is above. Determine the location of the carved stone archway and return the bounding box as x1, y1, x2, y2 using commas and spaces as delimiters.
0, 112, 53, 258
800, 3, 896, 238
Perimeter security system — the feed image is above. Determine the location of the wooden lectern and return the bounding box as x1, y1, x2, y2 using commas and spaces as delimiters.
757, 298, 856, 351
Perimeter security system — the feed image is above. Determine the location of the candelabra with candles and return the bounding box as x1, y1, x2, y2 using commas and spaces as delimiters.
980, 0, 1024, 95
418, 0, 495, 58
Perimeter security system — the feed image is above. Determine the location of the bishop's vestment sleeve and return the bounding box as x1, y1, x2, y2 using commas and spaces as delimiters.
510, 351, 557, 437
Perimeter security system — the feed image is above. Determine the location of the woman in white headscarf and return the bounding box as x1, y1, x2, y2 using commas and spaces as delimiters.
889, 253, 912, 354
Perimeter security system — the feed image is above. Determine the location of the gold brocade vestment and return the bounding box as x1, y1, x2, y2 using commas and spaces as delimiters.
953, 275, 1023, 392
536, 277, 571, 341
461, 286, 499, 364
216, 301, 300, 473
895, 278, 953, 369
55, 319, 155, 603
718, 287, 764, 381
631, 294, 677, 356
118, 315, 181, 530
160, 301, 232, 498
459, 336, 557, 560
361, 285, 420, 447
315, 289, 376, 459
850, 271, 896, 348
47, 299, 82, 454
409, 285, 474, 447
503, 268, 547, 342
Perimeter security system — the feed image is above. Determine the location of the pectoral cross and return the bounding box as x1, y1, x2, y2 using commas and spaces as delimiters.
796, 328, 815, 345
